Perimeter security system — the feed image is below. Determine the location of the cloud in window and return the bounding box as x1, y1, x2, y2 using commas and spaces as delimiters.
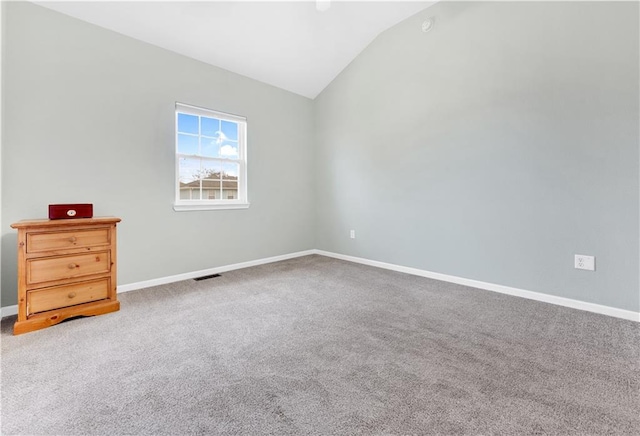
220, 144, 238, 156
216, 131, 228, 145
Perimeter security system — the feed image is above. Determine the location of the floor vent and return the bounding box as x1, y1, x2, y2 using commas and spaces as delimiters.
194, 274, 221, 281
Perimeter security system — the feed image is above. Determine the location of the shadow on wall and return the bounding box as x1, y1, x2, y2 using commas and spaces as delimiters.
1, 233, 18, 308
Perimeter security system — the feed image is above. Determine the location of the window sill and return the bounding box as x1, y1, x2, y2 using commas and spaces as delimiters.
173, 202, 250, 212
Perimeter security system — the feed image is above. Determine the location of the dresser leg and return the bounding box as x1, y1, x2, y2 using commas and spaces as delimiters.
13, 300, 120, 335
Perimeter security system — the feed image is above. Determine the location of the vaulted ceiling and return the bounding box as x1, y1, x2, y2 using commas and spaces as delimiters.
35, 1, 434, 99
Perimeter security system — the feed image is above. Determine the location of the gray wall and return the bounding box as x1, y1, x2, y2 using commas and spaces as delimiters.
315, 1, 640, 312
1, 2, 316, 307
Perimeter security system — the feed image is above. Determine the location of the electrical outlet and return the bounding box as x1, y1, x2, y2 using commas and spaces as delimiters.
350, 230, 356, 239
575, 254, 595, 271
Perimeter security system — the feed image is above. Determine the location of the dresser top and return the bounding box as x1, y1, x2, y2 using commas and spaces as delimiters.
10, 217, 121, 229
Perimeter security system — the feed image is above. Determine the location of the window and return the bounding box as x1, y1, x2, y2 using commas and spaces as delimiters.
174, 103, 248, 211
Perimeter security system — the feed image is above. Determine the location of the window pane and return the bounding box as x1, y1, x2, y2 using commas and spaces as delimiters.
201, 161, 222, 182
222, 181, 238, 199
219, 141, 238, 158
202, 180, 221, 200
178, 134, 199, 155
222, 162, 239, 180
177, 113, 198, 134
178, 157, 201, 183
200, 137, 219, 158
202, 188, 219, 200
221, 120, 238, 141
201, 117, 219, 137
180, 188, 198, 200
201, 161, 222, 199
178, 157, 202, 199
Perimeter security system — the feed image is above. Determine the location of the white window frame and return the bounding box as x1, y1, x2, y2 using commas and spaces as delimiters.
173, 102, 249, 211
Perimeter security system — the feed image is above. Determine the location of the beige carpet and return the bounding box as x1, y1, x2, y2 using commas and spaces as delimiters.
2, 255, 639, 435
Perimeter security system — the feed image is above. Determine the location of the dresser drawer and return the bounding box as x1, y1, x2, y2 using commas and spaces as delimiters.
27, 228, 110, 253
27, 279, 109, 315
27, 251, 110, 285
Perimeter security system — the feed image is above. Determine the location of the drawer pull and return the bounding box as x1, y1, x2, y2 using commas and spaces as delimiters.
68, 236, 77, 243
68, 292, 77, 299
68, 263, 78, 269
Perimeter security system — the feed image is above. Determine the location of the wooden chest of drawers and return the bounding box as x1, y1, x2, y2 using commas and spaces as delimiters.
10, 217, 121, 335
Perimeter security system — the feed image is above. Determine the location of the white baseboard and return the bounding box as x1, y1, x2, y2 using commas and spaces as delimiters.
1, 304, 17, 318
315, 250, 640, 323
3, 248, 638, 323
117, 250, 316, 293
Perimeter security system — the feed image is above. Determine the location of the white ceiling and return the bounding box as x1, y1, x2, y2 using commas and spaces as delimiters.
35, 1, 434, 99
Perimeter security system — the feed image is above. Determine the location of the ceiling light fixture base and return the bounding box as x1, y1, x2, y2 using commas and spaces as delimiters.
422, 17, 435, 33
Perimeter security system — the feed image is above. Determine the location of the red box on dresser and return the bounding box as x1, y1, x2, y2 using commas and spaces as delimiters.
48, 204, 93, 220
